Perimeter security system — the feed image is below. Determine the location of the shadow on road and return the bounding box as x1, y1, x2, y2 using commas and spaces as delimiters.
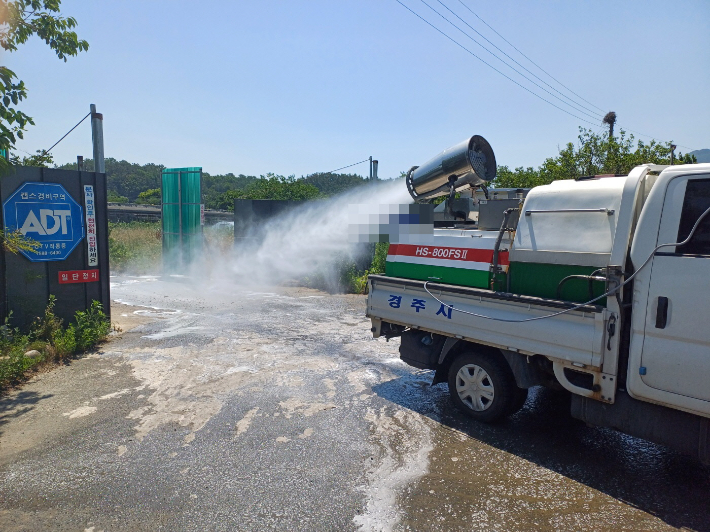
0, 390, 53, 438
373, 375, 710, 532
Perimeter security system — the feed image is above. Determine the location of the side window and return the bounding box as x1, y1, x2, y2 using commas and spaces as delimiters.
677, 178, 710, 256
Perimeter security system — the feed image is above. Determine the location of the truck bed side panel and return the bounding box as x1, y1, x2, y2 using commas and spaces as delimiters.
368, 276, 607, 368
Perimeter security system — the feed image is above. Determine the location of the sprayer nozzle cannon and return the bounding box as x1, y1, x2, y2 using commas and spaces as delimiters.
406, 135, 496, 202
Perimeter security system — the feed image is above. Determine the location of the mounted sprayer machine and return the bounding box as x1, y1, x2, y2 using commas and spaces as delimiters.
369, 134, 710, 463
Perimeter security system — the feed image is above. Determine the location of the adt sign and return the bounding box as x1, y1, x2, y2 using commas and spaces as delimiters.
3, 182, 84, 262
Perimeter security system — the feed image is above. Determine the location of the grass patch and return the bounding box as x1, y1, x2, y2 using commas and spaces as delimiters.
341, 242, 389, 294
109, 221, 162, 273
203, 223, 235, 255
0, 296, 111, 391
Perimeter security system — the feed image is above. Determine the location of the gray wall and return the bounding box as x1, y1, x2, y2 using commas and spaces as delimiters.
0, 166, 111, 329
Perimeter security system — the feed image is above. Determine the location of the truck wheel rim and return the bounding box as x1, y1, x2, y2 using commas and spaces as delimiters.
455, 364, 494, 411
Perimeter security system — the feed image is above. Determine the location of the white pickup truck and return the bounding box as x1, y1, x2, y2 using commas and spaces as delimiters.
367, 163, 710, 463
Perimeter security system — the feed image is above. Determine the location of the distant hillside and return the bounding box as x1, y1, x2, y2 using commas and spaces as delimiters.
689, 149, 710, 163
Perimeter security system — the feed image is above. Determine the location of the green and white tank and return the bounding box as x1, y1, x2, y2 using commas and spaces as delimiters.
385, 176, 630, 303
385, 229, 512, 290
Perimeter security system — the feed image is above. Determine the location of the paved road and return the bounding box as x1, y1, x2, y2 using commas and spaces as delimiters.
1, 275, 708, 531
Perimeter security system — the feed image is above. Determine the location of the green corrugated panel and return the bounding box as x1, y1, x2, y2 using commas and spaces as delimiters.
162, 204, 180, 234
180, 169, 202, 204
162, 167, 203, 269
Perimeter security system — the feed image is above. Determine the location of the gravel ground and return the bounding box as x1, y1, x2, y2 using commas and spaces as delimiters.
0, 274, 708, 531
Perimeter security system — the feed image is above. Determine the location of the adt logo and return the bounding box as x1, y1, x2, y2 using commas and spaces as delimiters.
3, 182, 84, 262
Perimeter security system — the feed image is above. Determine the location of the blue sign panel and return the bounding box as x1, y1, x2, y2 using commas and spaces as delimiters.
2, 182, 84, 262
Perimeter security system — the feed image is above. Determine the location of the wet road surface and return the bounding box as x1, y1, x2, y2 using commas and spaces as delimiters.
1, 275, 708, 531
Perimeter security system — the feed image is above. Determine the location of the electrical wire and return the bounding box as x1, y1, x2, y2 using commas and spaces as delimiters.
422, 204, 710, 323
394, 0, 601, 127
430, 0, 603, 119
399, 0, 698, 151
620, 126, 695, 152
454, 0, 605, 113
323, 159, 369, 174
44, 112, 91, 154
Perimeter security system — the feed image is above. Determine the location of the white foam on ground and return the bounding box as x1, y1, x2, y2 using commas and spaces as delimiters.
354, 407, 434, 532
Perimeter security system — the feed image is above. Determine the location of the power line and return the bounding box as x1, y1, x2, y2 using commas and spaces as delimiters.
419, 0, 602, 122
394, 0, 601, 127
454, 0, 605, 113
323, 159, 369, 174
432, 0, 603, 119
398, 1, 698, 150
44, 112, 91, 154
620, 127, 695, 152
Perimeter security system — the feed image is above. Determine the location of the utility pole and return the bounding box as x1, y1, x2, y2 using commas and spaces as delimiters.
372, 159, 378, 180
670, 144, 677, 165
77, 155, 84, 171
369, 156, 373, 180
90, 103, 105, 173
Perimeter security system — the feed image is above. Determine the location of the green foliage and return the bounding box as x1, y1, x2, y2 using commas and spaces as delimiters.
0, 343, 35, 384
203, 172, 258, 209
341, 263, 369, 294
57, 159, 260, 208
9, 148, 53, 167
221, 174, 321, 209
0, 228, 40, 254
0, 296, 110, 389
370, 242, 388, 274
108, 221, 161, 273
107, 190, 129, 203
341, 242, 390, 294
29, 294, 61, 342
53, 160, 364, 210
51, 323, 75, 356
0, 65, 31, 163
493, 128, 699, 188
0, 0, 88, 155
302, 172, 366, 196
57, 158, 163, 202
210, 172, 365, 210
74, 301, 110, 351
135, 187, 161, 205
0, 312, 19, 352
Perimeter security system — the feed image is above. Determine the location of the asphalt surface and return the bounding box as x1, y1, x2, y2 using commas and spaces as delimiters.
1, 274, 709, 531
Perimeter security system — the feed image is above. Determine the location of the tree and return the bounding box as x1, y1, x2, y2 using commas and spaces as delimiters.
107, 190, 128, 204
0, 0, 88, 162
57, 158, 164, 202
9, 148, 53, 167
135, 188, 161, 205
219, 174, 321, 210
492, 128, 697, 189
302, 172, 366, 196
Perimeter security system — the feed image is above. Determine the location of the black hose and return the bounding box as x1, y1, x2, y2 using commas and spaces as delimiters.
491, 208, 516, 290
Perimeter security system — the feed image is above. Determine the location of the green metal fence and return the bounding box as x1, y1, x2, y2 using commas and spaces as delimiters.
162, 167, 203, 268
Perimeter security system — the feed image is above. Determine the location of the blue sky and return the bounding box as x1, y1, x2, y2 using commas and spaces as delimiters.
8, 0, 710, 178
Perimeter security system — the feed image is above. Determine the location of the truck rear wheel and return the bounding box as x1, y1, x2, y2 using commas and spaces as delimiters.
447, 352, 525, 423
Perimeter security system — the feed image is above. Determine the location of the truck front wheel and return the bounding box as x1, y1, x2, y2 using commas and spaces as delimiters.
447, 352, 526, 423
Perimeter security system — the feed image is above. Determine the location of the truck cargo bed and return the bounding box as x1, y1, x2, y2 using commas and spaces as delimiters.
367, 274, 609, 369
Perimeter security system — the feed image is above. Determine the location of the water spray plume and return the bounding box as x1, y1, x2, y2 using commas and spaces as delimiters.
191, 180, 413, 292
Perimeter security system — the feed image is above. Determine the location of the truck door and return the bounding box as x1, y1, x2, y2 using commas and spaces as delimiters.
640, 175, 710, 402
